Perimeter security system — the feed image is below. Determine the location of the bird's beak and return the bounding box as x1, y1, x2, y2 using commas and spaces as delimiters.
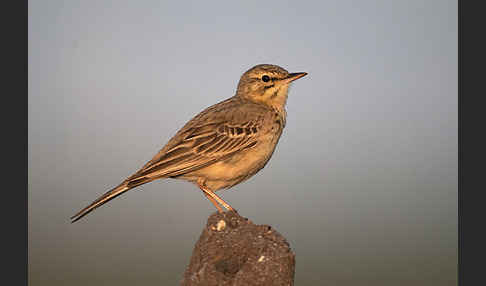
282, 72, 308, 84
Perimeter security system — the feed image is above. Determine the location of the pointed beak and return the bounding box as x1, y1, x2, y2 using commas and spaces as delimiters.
282, 72, 308, 84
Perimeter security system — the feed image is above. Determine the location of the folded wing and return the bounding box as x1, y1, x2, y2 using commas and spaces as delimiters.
125, 120, 261, 185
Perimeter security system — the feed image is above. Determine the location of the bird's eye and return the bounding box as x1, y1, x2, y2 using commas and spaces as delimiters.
261, 75, 270, 82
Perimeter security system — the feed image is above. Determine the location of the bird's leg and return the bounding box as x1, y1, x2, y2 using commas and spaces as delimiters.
202, 190, 223, 213
197, 183, 234, 213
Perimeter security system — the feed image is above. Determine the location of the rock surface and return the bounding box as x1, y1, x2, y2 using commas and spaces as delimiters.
180, 211, 295, 286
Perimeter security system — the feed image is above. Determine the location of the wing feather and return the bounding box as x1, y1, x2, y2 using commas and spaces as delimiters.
126, 119, 261, 183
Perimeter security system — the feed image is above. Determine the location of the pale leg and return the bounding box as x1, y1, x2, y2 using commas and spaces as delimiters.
197, 182, 234, 212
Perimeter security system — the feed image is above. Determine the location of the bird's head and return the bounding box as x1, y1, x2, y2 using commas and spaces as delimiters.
236, 64, 307, 111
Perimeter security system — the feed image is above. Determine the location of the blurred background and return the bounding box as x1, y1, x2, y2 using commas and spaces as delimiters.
28, 1, 457, 285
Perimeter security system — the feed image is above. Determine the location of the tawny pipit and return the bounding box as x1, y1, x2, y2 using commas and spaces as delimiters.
71, 64, 307, 222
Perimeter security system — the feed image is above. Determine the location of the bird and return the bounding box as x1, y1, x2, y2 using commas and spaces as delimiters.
71, 64, 307, 222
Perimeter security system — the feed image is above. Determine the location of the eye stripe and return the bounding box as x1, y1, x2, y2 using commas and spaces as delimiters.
251, 76, 280, 81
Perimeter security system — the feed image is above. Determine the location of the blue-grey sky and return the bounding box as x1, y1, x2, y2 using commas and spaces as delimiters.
29, 1, 457, 285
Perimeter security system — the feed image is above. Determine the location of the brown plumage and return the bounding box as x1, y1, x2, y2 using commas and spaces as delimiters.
71, 64, 307, 222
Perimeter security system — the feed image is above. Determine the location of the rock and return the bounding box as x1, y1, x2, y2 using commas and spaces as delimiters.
181, 211, 295, 286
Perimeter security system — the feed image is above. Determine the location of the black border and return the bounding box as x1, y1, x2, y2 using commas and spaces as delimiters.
7, 1, 28, 285
459, 1, 484, 285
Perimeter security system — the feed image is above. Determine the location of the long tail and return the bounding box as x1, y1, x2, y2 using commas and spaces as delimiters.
70, 177, 153, 223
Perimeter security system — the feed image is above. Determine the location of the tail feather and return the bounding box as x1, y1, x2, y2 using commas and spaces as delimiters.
71, 175, 155, 223
70, 183, 131, 223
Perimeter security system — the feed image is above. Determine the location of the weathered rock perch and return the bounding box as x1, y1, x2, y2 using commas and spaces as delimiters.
180, 211, 295, 286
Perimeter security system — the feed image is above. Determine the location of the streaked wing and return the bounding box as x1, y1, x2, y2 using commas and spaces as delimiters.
125, 120, 261, 184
